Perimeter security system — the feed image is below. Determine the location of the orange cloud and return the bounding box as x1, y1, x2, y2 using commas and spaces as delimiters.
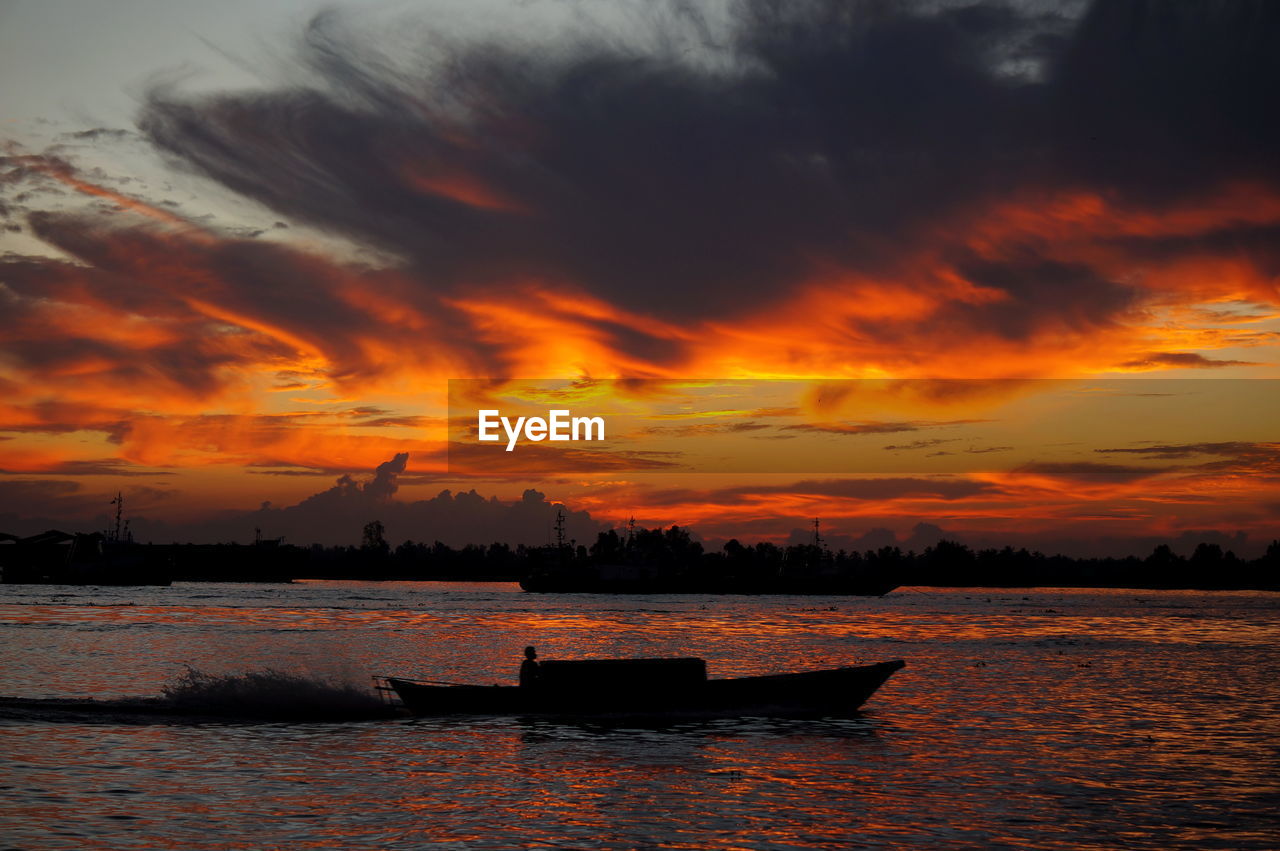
9, 153, 211, 237
404, 167, 526, 213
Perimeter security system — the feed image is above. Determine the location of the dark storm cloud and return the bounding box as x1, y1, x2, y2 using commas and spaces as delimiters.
1, 222, 282, 402
1053, 0, 1280, 199
942, 256, 1139, 343
1096, 442, 1280, 474
125, 0, 1278, 342
643, 475, 996, 506
0, 233, 186, 317
753, 476, 995, 500
1, 460, 176, 477
1015, 461, 1163, 481
8, 209, 499, 387
1095, 442, 1266, 459
356, 416, 434, 428
1106, 223, 1280, 273
138, 0, 1051, 318
883, 438, 958, 451
1117, 352, 1261, 370
783, 419, 985, 436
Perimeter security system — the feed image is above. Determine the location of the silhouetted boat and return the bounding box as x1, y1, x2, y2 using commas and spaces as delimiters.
1, 494, 170, 586
518, 569, 899, 595
0, 530, 171, 586
379, 657, 905, 719
520, 516, 899, 595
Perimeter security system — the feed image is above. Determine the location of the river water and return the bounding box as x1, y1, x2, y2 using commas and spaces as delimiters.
1, 582, 1277, 849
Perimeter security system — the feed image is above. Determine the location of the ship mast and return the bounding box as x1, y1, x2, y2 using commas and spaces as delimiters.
110, 492, 123, 542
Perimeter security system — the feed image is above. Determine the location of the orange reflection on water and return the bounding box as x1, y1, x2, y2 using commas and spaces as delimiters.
2, 586, 1279, 849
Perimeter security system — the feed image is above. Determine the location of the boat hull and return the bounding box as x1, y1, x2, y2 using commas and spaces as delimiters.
385, 660, 905, 720
519, 571, 899, 596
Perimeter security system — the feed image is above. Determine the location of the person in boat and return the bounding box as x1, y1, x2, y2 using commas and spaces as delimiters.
520, 645, 541, 687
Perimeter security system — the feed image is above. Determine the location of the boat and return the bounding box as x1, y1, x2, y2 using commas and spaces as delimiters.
518, 568, 900, 596
519, 516, 899, 596
0, 494, 170, 586
379, 657, 905, 720
0, 529, 171, 586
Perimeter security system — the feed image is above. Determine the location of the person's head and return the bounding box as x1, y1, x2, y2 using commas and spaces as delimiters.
524, 646, 537, 660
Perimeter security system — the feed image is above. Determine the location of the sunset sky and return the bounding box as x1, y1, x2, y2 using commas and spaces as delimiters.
1, 0, 1277, 555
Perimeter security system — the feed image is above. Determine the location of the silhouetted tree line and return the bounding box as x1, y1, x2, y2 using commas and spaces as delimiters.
906, 539, 1280, 591
520, 530, 1280, 593
151, 522, 1280, 591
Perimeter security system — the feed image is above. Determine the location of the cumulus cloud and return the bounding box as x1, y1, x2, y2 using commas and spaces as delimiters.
0, 455, 601, 546
175, 458, 604, 547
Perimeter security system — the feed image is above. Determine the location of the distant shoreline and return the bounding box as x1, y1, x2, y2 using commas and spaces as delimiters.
5, 528, 1277, 592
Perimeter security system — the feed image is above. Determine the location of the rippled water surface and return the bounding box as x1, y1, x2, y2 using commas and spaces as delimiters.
2, 582, 1278, 849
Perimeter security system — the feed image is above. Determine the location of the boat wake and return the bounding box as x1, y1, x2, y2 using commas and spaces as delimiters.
0, 667, 401, 724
